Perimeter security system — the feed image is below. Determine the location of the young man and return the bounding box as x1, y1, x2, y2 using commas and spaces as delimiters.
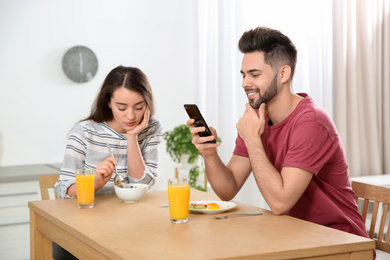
187, 27, 370, 241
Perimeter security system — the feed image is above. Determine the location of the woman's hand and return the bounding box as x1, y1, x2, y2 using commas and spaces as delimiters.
95, 157, 117, 191
127, 107, 150, 136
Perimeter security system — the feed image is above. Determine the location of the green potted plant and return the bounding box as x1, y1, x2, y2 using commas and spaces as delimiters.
163, 124, 220, 191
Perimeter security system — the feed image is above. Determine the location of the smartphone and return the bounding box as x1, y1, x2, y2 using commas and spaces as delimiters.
184, 104, 216, 143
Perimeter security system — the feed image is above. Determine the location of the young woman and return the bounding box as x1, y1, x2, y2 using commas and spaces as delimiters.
55, 65, 163, 199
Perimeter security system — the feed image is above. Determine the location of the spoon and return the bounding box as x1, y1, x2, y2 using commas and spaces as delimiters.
106, 144, 125, 186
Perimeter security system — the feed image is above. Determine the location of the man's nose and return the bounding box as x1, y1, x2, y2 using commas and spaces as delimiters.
242, 76, 251, 89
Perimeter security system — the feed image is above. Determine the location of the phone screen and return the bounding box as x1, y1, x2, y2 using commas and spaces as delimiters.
184, 104, 216, 143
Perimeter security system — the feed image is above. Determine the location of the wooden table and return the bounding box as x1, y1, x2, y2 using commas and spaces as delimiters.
351, 174, 390, 188
29, 189, 374, 260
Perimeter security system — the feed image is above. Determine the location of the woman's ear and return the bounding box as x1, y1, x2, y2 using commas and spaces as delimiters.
279, 65, 291, 84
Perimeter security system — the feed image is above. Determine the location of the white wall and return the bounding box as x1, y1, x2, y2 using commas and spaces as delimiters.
0, 0, 340, 204
0, 0, 198, 191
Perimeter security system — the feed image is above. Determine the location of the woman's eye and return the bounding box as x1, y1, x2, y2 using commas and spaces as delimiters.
135, 107, 144, 111
118, 108, 126, 111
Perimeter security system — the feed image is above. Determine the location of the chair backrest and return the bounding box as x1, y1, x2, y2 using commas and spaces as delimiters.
352, 181, 390, 253
39, 174, 59, 200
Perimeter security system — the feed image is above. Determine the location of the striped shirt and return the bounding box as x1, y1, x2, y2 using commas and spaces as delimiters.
55, 118, 163, 199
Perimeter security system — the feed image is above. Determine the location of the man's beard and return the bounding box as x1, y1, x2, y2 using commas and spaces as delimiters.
247, 74, 278, 109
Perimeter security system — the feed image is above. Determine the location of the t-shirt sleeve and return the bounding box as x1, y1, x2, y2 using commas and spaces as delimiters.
283, 118, 339, 175
233, 134, 249, 157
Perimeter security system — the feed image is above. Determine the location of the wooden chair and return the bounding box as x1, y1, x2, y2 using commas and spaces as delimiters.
352, 181, 390, 253
39, 174, 59, 200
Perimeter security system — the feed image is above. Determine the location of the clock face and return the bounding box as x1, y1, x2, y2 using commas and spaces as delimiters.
62, 46, 98, 83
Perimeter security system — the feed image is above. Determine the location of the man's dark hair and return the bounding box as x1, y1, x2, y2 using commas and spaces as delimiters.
238, 27, 298, 79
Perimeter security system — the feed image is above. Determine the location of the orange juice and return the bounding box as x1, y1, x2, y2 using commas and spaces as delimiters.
76, 170, 95, 208
168, 179, 190, 223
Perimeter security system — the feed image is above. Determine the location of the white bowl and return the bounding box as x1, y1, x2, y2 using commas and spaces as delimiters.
114, 183, 148, 203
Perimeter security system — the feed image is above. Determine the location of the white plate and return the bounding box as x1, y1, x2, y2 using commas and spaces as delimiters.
189, 200, 237, 214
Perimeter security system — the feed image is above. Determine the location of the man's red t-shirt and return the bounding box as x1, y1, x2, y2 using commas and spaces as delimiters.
234, 94, 369, 239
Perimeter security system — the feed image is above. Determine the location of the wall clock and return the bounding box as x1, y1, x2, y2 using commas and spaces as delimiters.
62, 46, 98, 83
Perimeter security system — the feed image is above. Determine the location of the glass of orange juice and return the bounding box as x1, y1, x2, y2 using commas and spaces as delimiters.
168, 178, 190, 224
76, 169, 96, 209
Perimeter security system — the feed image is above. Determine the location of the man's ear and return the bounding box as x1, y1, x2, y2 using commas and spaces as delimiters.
279, 65, 291, 84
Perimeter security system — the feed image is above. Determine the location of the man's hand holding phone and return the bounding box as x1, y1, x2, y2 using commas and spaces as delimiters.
184, 104, 220, 157
186, 118, 220, 157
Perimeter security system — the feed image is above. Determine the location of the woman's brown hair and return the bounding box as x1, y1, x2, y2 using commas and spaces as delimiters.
85, 65, 154, 122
